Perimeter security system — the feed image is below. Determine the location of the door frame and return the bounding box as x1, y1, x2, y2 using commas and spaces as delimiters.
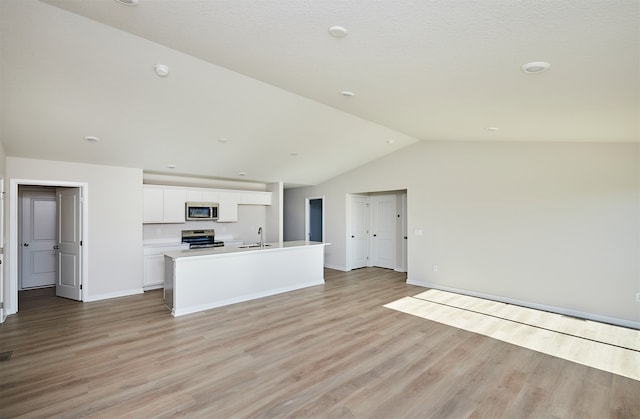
304, 196, 325, 243
7, 179, 89, 315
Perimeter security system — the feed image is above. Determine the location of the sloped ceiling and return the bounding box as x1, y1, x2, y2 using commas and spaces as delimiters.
1, 0, 638, 186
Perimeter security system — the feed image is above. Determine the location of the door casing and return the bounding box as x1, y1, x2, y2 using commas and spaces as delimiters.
6, 179, 88, 315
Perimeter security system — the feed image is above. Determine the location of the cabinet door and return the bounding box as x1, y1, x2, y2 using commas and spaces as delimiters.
185, 189, 202, 202
201, 190, 220, 203
143, 254, 165, 288
218, 191, 240, 222
241, 191, 272, 205
163, 189, 187, 223
143, 187, 164, 223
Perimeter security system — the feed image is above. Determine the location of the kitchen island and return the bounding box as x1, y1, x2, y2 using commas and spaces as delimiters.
164, 241, 329, 317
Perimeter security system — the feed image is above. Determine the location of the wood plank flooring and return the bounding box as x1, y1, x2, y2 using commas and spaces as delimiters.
386, 289, 640, 381
1, 268, 638, 418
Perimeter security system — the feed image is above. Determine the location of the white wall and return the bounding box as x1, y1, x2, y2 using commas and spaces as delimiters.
266, 182, 284, 243
6, 157, 143, 307
284, 141, 640, 327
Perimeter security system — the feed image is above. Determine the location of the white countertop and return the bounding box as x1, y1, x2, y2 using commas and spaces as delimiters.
143, 239, 185, 248
165, 240, 329, 260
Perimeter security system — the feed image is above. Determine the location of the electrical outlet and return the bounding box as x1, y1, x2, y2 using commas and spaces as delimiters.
433, 265, 439, 273
636, 293, 640, 303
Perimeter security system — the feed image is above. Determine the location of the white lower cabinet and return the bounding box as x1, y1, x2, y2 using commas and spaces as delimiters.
143, 243, 189, 290
144, 254, 165, 289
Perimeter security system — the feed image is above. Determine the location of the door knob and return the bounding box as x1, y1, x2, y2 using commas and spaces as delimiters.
23, 243, 29, 247
351, 235, 355, 238
373, 234, 377, 237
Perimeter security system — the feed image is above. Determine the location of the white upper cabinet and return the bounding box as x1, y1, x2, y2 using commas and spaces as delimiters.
143, 186, 164, 223
201, 190, 220, 203
144, 185, 270, 224
185, 190, 202, 202
184, 189, 219, 203
143, 186, 187, 223
218, 191, 241, 222
241, 191, 272, 205
163, 189, 187, 223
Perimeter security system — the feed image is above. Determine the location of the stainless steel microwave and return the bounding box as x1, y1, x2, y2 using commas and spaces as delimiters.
185, 202, 218, 221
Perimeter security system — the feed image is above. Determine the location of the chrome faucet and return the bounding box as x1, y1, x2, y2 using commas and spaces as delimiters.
258, 226, 264, 247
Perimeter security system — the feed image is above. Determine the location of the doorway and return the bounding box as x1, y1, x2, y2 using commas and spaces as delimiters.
19, 187, 57, 290
7, 179, 88, 316
348, 191, 407, 272
305, 197, 324, 242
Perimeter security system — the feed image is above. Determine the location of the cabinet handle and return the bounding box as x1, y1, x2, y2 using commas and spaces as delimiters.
23, 243, 29, 247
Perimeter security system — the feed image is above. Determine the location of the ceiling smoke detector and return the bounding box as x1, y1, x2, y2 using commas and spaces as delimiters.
115, 0, 139, 5
521, 61, 551, 74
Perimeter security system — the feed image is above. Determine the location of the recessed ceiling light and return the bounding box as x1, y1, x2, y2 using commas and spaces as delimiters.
328, 26, 348, 38
521, 61, 551, 74
486, 127, 499, 132
83, 136, 100, 143
238, 172, 247, 176
290, 152, 299, 157
114, 0, 138, 5
218, 138, 229, 144
386, 139, 395, 144
154, 64, 169, 77
167, 164, 176, 169
341, 91, 355, 97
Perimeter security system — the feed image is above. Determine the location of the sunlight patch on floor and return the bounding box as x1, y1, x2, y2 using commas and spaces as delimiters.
384, 289, 640, 381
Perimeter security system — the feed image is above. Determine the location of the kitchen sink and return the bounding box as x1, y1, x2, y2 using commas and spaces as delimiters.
237, 243, 272, 248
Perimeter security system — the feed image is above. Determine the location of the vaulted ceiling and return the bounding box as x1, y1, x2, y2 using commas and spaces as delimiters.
1, 0, 638, 186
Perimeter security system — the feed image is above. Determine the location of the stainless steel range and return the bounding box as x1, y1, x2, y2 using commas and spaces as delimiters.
181, 229, 224, 249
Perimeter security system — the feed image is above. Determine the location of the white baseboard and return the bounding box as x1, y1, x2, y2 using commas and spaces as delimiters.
406, 280, 640, 330
85, 288, 143, 302
324, 264, 348, 272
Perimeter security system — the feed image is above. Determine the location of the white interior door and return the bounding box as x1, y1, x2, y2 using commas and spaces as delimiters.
349, 195, 369, 269
370, 195, 396, 269
56, 188, 82, 300
19, 189, 57, 289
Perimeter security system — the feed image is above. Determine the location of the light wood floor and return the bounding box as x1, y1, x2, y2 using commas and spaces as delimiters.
386, 289, 640, 381
1, 268, 638, 418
